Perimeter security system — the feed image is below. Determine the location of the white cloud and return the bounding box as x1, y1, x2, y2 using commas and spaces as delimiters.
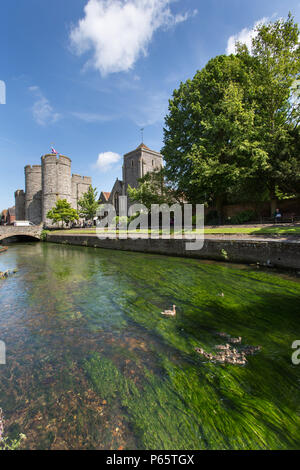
70, 0, 197, 75
94, 151, 121, 171
71, 111, 116, 122
226, 17, 269, 55
29, 86, 61, 126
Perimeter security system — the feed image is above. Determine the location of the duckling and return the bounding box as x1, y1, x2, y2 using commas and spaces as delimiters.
216, 354, 226, 363
229, 336, 242, 344
217, 332, 229, 338
195, 347, 205, 355
161, 305, 176, 316
236, 359, 247, 365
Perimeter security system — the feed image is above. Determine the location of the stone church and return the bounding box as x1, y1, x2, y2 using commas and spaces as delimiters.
99, 143, 163, 214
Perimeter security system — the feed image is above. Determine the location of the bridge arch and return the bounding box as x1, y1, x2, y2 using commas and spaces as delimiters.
0, 226, 43, 243
0, 234, 41, 243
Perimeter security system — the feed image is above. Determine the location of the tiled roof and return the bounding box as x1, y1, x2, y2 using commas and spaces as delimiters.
102, 192, 111, 201
136, 143, 150, 151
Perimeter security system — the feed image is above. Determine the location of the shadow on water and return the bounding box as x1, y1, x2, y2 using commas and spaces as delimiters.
1, 236, 41, 244
0, 243, 299, 449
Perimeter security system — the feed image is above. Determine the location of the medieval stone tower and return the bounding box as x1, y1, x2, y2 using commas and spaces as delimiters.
104, 143, 163, 215
15, 154, 92, 226
122, 143, 163, 194
14, 190, 25, 221
25, 164, 42, 224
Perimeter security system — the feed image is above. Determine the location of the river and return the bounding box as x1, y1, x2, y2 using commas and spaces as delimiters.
0, 242, 299, 450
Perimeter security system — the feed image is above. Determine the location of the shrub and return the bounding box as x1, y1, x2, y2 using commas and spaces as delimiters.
227, 210, 255, 225
40, 230, 48, 241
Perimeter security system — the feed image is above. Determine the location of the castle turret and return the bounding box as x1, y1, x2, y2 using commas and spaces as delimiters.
15, 190, 25, 221
41, 154, 72, 224
25, 165, 42, 224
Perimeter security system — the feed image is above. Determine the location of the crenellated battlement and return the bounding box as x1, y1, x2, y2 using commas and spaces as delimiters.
25, 165, 42, 172
42, 154, 71, 165
14, 189, 25, 196
72, 174, 92, 183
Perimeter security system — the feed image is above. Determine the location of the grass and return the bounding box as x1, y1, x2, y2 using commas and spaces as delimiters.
49, 225, 300, 236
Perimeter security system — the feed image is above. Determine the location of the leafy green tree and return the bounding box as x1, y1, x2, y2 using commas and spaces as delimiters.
236, 13, 300, 211
162, 14, 300, 220
78, 186, 99, 221
127, 169, 178, 209
47, 199, 79, 227
162, 54, 268, 221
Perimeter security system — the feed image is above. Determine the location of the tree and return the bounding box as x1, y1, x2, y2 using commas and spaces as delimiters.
127, 168, 178, 209
236, 13, 300, 212
162, 14, 300, 220
78, 186, 98, 221
47, 199, 79, 227
162, 54, 268, 221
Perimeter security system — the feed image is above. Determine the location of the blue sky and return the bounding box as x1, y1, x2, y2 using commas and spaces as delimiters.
1, 0, 300, 210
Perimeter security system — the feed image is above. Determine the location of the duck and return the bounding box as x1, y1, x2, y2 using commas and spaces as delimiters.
161, 305, 176, 316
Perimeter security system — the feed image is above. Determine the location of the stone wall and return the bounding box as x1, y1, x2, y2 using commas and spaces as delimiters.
71, 174, 92, 210
46, 234, 300, 270
208, 198, 300, 220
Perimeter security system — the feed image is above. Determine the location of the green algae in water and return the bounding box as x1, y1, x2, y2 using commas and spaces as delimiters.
0, 243, 299, 449
83, 350, 300, 450
84, 353, 203, 450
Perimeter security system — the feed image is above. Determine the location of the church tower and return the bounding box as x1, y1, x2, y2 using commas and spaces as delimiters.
122, 143, 163, 194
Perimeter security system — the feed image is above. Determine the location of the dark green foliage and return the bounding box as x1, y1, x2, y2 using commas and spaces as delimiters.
162, 15, 300, 219
228, 210, 256, 225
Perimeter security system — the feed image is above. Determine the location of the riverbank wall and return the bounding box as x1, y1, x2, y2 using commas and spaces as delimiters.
46, 233, 300, 270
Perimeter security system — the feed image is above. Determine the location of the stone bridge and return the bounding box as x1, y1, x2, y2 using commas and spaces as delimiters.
0, 225, 43, 242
